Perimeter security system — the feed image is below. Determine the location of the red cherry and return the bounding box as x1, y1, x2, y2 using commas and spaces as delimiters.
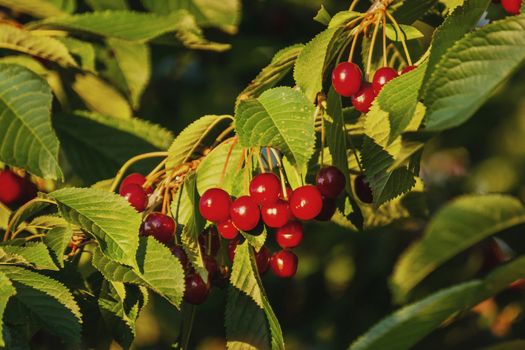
354, 175, 373, 204
120, 173, 153, 194
261, 200, 292, 228
372, 67, 398, 94
199, 188, 231, 223
289, 185, 323, 221
249, 173, 281, 205
400, 65, 417, 75
315, 197, 337, 221
0, 170, 24, 205
351, 82, 376, 114
217, 219, 239, 240
501, 0, 522, 14
270, 250, 298, 278
230, 196, 260, 231
203, 255, 218, 280
120, 184, 148, 212
332, 62, 362, 97
140, 212, 175, 245
227, 238, 239, 262
278, 186, 293, 201
256, 246, 270, 274
316, 166, 346, 199
198, 226, 221, 256
184, 273, 210, 305
171, 245, 188, 269
276, 221, 303, 249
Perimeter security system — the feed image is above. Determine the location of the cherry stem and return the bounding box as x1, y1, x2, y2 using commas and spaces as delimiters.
349, 0, 360, 11
382, 13, 387, 67
212, 126, 234, 148
346, 127, 364, 173
256, 149, 266, 173
144, 158, 168, 188
386, 11, 412, 66
269, 148, 283, 168
109, 152, 168, 193
220, 138, 238, 186
348, 27, 361, 62
4, 197, 56, 242
366, 15, 382, 78
317, 105, 325, 167
265, 147, 274, 171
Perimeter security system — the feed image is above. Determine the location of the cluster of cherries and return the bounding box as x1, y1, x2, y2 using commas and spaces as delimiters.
0, 169, 37, 207
497, 0, 522, 15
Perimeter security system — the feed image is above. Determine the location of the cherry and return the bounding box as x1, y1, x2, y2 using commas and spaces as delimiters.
279, 186, 293, 201
199, 188, 232, 223
354, 175, 373, 204
203, 255, 218, 280
400, 65, 417, 75
217, 219, 239, 240
120, 184, 148, 212
171, 245, 188, 269
230, 196, 260, 231
351, 82, 376, 114
120, 173, 152, 194
270, 250, 298, 278
198, 226, 221, 256
249, 173, 281, 205
21, 179, 37, 203
315, 197, 337, 221
227, 238, 239, 262
140, 212, 175, 245
289, 185, 323, 221
261, 200, 292, 228
332, 62, 362, 97
0, 170, 24, 205
256, 246, 270, 274
184, 273, 210, 305
275, 221, 303, 249
501, 0, 522, 14
316, 166, 346, 199
372, 67, 398, 94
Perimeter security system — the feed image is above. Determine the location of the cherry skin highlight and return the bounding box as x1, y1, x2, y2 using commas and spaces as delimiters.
199, 188, 231, 223
230, 196, 260, 231
261, 200, 292, 228
351, 82, 376, 114
316, 166, 346, 199
276, 221, 303, 249
184, 273, 210, 305
372, 67, 398, 94
217, 219, 239, 240
120, 184, 148, 212
270, 250, 298, 278
140, 212, 175, 245
249, 173, 281, 205
332, 62, 362, 97
289, 185, 323, 220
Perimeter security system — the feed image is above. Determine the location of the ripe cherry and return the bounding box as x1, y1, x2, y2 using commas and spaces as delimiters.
199, 188, 231, 223
372, 67, 398, 94
199, 226, 221, 256
256, 246, 270, 274
140, 212, 175, 245
120, 173, 153, 194
351, 82, 376, 114
270, 250, 298, 278
230, 196, 260, 231
120, 184, 148, 212
249, 173, 281, 205
400, 65, 417, 75
184, 273, 210, 305
501, 0, 522, 14
0, 170, 24, 205
316, 166, 346, 199
203, 255, 218, 280
332, 62, 362, 97
276, 221, 303, 249
217, 219, 239, 240
261, 200, 292, 228
354, 175, 373, 204
289, 185, 323, 221
315, 197, 337, 221
171, 245, 189, 269
227, 238, 239, 262
278, 186, 293, 201
21, 179, 37, 204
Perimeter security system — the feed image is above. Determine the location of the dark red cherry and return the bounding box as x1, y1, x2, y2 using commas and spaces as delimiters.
316, 166, 346, 199
217, 219, 239, 240
372, 67, 398, 94
230, 196, 260, 231
276, 221, 303, 249
184, 273, 210, 305
0, 170, 24, 205
198, 226, 221, 256
261, 200, 292, 228
199, 188, 231, 223
140, 212, 175, 245
227, 238, 240, 262
171, 245, 189, 269
270, 250, 298, 278
501, 0, 522, 14
120, 184, 148, 212
315, 197, 337, 221
332, 62, 362, 97
278, 186, 293, 201
249, 173, 281, 205
120, 173, 153, 194
256, 246, 270, 274
203, 255, 218, 280
289, 185, 323, 221
400, 65, 417, 75
351, 82, 376, 114
20, 178, 37, 204
354, 175, 373, 204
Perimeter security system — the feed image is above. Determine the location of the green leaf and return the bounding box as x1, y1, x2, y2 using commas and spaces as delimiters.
385, 24, 423, 41
237, 44, 304, 103
422, 0, 490, 87
49, 187, 141, 268
390, 194, 525, 303
56, 37, 95, 72
0, 64, 62, 179
226, 241, 284, 350
424, 14, 525, 131
1, 266, 81, 343
2, 243, 57, 271
8, 199, 51, 233
0, 25, 77, 68
392, 0, 438, 24
328, 11, 362, 28
166, 114, 233, 169
0, 0, 65, 18
85, 0, 128, 10
44, 225, 72, 267
235, 87, 316, 168
0, 203, 10, 230
0, 272, 15, 347
314, 5, 331, 26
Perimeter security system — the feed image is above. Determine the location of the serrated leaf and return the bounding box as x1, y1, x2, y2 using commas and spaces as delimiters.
390, 194, 525, 303
8, 199, 50, 233
424, 14, 525, 131
314, 5, 331, 25
86, 0, 128, 10
49, 187, 141, 268
241, 229, 267, 252
385, 24, 423, 41
2, 243, 57, 271
392, 0, 438, 24
166, 114, 233, 169
56, 37, 95, 72
328, 11, 362, 28
237, 44, 304, 103
44, 225, 72, 267
0, 64, 62, 179
0, 0, 65, 18
0, 272, 15, 347
226, 241, 284, 350
349, 256, 525, 350
0, 266, 81, 343
235, 87, 316, 168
